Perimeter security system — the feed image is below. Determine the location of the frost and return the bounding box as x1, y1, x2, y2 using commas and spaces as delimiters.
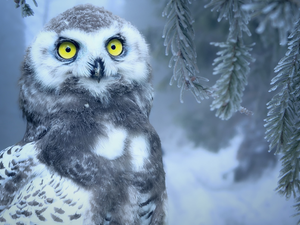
265, 19, 300, 154
15, 0, 38, 17
264, 18, 300, 222
242, 0, 300, 46
206, 0, 254, 120
162, 0, 210, 103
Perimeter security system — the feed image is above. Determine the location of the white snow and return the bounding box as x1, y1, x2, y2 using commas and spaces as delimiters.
162, 128, 297, 225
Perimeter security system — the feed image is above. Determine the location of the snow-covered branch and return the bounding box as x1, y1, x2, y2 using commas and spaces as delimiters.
14, 0, 38, 17
162, 0, 210, 103
265, 18, 300, 222
243, 0, 300, 45
265, 19, 300, 154
205, 0, 254, 120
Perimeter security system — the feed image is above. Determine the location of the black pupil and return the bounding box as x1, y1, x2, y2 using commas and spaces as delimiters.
111, 45, 116, 50
66, 47, 71, 53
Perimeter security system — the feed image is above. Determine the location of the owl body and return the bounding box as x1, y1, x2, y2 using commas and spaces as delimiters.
0, 5, 166, 225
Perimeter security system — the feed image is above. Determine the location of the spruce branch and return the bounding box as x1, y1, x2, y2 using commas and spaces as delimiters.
162, 0, 210, 103
14, 0, 38, 17
205, 0, 254, 120
265, 18, 300, 222
264, 19, 300, 154
242, 0, 300, 45
276, 120, 300, 198
277, 120, 300, 224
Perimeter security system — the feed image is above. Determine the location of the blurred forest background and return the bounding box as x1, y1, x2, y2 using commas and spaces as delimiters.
0, 0, 299, 224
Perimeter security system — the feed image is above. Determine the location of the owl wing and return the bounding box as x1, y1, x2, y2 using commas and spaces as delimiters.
136, 191, 167, 225
0, 143, 92, 224
128, 129, 167, 225
0, 143, 37, 214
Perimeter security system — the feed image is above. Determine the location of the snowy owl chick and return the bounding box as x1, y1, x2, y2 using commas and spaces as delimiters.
0, 4, 167, 225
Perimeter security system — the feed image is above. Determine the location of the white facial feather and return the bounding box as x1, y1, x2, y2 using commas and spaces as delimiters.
30, 19, 150, 98
30, 31, 67, 88
117, 23, 149, 82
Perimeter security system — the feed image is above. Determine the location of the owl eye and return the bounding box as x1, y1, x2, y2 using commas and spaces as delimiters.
57, 41, 78, 60
106, 39, 123, 56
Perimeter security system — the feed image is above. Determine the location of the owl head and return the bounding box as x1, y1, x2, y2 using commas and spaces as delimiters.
19, 4, 153, 123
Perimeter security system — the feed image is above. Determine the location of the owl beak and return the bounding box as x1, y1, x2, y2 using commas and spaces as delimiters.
89, 58, 104, 83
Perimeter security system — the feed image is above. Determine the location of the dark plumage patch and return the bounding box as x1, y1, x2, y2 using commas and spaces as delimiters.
54, 207, 65, 214
11, 214, 18, 219
146, 211, 154, 219
46, 198, 53, 204
38, 191, 46, 197
35, 207, 47, 216
19, 200, 26, 206
139, 195, 158, 207
51, 213, 63, 223
64, 199, 72, 205
37, 214, 46, 222
28, 200, 39, 206
5, 169, 16, 177
32, 190, 40, 197
16, 222, 25, 225
19, 210, 32, 217
69, 213, 81, 220
23, 194, 31, 200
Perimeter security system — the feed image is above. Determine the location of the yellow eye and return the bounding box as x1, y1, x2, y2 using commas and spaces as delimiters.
107, 39, 123, 56
58, 41, 77, 59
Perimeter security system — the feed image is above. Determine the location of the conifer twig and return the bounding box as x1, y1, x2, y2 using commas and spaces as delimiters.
14, 0, 38, 17
205, 0, 254, 120
264, 18, 300, 223
242, 0, 300, 45
162, 0, 210, 103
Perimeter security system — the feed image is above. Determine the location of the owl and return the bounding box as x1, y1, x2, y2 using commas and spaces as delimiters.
0, 4, 167, 225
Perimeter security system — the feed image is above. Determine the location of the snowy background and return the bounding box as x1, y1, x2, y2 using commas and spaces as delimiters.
0, 0, 298, 224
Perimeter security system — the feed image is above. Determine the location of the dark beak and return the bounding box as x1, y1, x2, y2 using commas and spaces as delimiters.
89, 58, 104, 83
